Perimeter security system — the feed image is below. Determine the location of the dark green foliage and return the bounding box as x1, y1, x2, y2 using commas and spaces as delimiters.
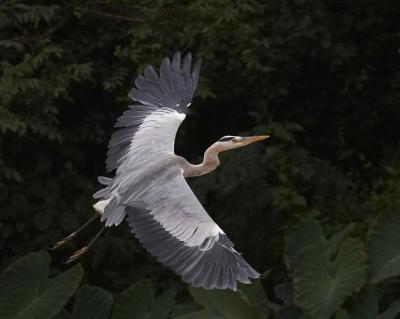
263, 216, 400, 319
350, 288, 378, 319
55, 285, 114, 319
1, 0, 400, 318
112, 279, 176, 319
289, 222, 368, 319
368, 213, 400, 283
180, 281, 269, 319
3, 214, 400, 319
0, 251, 83, 319
277, 216, 400, 319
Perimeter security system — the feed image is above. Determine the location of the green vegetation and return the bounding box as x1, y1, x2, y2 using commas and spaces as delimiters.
1, 0, 399, 318
2, 214, 400, 318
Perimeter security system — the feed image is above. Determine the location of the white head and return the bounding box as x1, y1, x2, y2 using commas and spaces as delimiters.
216, 135, 270, 152
190, 134, 270, 177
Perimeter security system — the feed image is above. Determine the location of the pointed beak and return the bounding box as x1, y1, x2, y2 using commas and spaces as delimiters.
241, 135, 270, 145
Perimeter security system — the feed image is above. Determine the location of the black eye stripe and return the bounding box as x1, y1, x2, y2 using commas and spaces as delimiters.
219, 136, 234, 142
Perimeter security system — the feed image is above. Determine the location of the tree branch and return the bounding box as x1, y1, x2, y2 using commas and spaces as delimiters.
85, 8, 145, 22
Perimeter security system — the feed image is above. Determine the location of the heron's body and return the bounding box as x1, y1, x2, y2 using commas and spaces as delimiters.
57, 51, 269, 291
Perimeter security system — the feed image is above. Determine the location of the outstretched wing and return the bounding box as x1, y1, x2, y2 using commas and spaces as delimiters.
98, 51, 259, 290
124, 167, 260, 291
106, 51, 201, 172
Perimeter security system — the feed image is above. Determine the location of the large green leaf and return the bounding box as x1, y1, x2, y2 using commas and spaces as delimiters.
274, 307, 303, 319
285, 219, 326, 270
378, 301, 400, 319
112, 279, 175, 319
72, 285, 113, 319
274, 283, 294, 306
112, 279, 153, 319
293, 238, 367, 319
178, 283, 267, 319
171, 303, 200, 318
53, 286, 113, 319
174, 310, 222, 319
149, 289, 176, 319
285, 219, 356, 272
326, 223, 356, 259
349, 287, 378, 319
238, 280, 270, 318
334, 309, 351, 319
52, 309, 73, 319
0, 250, 83, 319
368, 213, 400, 283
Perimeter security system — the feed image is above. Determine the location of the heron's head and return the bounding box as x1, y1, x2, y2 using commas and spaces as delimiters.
216, 135, 270, 152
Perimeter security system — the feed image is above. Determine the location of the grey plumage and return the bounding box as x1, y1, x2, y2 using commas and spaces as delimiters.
106, 105, 157, 172
94, 51, 260, 290
126, 207, 259, 291
106, 52, 200, 172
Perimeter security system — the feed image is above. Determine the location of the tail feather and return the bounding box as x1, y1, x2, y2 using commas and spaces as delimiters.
93, 199, 111, 213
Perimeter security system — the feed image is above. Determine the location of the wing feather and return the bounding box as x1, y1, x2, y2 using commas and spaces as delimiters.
105, 51, 199, 172
144, 65, 158, 82
123, 171, 260, 291
95, 51, 259, 290
191, 59, 202, 93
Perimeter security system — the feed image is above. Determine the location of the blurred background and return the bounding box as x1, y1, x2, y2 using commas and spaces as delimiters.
1, 0, 400, 318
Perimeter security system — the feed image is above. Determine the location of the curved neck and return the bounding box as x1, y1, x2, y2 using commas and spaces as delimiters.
183, 143, 222, 177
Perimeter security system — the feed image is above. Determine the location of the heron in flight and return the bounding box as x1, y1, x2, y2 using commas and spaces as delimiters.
53, 52, 269, 291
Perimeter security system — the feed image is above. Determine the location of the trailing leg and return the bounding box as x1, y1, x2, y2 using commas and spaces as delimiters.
50, 213, 100, 250
64, 226, 106, 264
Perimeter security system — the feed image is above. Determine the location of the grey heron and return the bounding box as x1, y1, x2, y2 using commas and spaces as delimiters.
53, 51, 269, 291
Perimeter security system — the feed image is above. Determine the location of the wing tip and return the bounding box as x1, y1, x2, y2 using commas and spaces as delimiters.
126, 208, 258, 291
128, 50, 201, 109
172, 51, 181, 69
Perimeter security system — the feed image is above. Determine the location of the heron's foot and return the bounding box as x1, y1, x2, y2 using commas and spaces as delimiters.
50, 232, 77, 250
50, 232, 78, 250
50, 213, 101, 251
64, 247, 89, 264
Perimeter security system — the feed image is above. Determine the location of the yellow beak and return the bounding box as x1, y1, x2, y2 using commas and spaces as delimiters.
242, 135, 270, 144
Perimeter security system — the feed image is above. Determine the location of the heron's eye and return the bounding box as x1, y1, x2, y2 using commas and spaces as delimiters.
219, 136, 234, 142
232, 137, 243, 143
